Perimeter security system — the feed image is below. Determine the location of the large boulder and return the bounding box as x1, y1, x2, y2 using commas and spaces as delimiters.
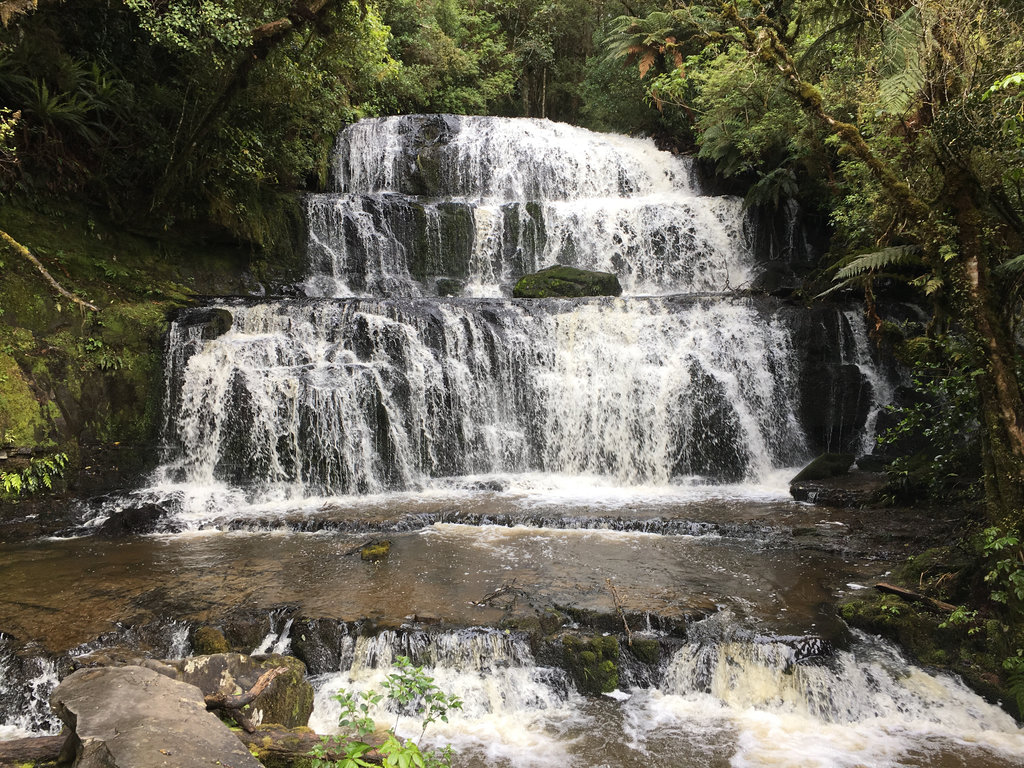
512, 265, 622, 298
167, 652, 313, 728
50, 665, 262, 768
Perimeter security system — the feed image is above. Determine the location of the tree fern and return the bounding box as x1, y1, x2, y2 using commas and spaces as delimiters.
877, 6, 926, 116
834, 245, 923, 280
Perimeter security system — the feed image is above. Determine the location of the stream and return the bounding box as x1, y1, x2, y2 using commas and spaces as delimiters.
1, 115, 1022, 767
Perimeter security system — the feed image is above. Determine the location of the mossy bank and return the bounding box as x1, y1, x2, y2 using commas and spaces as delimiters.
0, 202, 303, 506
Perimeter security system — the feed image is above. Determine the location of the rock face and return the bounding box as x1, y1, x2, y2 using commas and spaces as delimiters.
50, 665, 262, 768
167, 653, 314, 728
512, 265, 622, 298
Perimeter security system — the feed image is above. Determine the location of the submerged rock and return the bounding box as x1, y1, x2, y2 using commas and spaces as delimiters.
51, 665, 262, 768
512, 265, 622, 298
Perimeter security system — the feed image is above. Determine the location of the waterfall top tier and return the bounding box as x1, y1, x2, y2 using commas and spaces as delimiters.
334, 114, 697, 201
307, 115, 754, 298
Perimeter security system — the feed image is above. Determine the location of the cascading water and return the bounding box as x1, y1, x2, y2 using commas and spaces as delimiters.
152, 114, 883, 516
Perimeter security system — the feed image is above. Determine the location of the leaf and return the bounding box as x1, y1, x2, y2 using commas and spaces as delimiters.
995, 253, 1024, 275
638, 50, 655, 79
877, 6, 926, 116
833, 246, 924, 281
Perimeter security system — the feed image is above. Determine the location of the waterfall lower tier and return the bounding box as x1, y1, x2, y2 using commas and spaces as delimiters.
158, 296, 842, 508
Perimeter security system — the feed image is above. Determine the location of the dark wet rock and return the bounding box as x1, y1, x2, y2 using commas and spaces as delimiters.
855, 453, 890, 472
790, 469, 886, 507
289, 619, 350, 675
176, 306, 234, 340
751, 261, 800, 297
513, 265, 622, 298
434, 277, 464, 297
92, 503, 167, 538
51, 664, 262, 768
791, 453, 855, 483
167, 653, 313, 728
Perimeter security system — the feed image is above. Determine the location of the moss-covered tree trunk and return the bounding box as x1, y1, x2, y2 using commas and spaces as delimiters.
949, 179, 1024, 529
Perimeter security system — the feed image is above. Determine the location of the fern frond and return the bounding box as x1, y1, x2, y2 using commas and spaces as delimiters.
877, 6, 925, 116
996, 253, 1024, 274
834, 246, 923, 280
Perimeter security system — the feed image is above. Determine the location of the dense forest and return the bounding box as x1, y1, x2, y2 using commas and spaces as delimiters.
2, 0, 1024, 716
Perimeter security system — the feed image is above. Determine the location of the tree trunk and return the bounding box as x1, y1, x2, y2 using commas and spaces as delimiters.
950, 177, 1024, 528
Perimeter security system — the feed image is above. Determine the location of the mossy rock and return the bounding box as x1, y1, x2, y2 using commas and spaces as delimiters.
839, 590, 1021, 719
563, 634, 620, 694
361, 540, 391, 561
172, 653, 314, 728
193, 626, 230, 655
790, 453, 855, 483
627, 636, 661, 666
512, 265, 622, 299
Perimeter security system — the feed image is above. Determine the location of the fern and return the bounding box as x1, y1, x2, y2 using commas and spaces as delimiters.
833, 246, 923, 280
1004, 653, 1024, 716
877, 6, 926, 116
996, 253, 1024, 274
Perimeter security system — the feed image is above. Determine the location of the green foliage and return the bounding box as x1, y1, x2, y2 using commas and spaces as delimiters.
1, 451, 67, 496
879, 335, 982, 501
311, 656, 462, 768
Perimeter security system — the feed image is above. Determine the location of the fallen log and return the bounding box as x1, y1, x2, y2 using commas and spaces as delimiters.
0, 733, 66, 765
237, 725, 384, 767
874, 582, 957, 613
205, 665, 289, 733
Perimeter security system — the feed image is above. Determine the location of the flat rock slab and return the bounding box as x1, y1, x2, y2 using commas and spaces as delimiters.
51, 665, 262, 768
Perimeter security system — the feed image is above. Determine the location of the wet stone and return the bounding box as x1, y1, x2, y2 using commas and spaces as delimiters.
50, 665, 262, 768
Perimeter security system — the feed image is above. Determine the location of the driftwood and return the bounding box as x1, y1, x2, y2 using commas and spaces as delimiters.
605, 578, 633, 646
204, 665, 289, 733
0, 733, 66, 765
237, 726, 385, 767
874, 582, 957, 613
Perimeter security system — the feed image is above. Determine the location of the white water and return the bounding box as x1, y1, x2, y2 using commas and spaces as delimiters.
306, 115, 752, 297
306, 626, 1024, 768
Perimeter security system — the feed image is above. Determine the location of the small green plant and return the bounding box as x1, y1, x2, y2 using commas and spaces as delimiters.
1, 452, 68, 496
982, 527, 1024, 607
310, 656, 462, 768
939, 605, 981, 635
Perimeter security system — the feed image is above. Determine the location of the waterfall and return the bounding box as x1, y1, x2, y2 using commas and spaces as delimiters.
305, 115, 752, 298
302, 626, 1024, 768
152, 114, 888, 512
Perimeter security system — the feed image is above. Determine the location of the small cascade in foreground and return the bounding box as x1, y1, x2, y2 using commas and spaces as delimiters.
301, 624, 1024, 768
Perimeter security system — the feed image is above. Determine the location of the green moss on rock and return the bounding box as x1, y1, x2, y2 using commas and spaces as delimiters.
512, 265, 622, 299
193, 626, 230, 655
563, 634, 620, 694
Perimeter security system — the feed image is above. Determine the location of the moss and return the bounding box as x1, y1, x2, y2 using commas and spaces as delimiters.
193, 626, 230, 655
563, 634, 620, 694
627, 636, 661, 665
513, 265, 622, 299
840, 590, 1021, 719
0, 201, 267, 483
360, 540, 391, 561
